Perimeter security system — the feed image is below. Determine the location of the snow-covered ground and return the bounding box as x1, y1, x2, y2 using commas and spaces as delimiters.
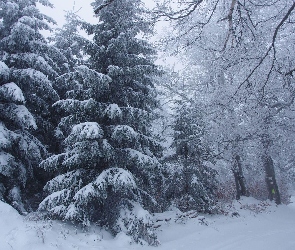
1, 196, 295, 250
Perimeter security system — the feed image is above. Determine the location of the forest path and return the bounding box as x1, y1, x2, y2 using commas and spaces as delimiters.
151, 196, 295, 250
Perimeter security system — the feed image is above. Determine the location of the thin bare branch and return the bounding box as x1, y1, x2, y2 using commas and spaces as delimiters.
235, 2, 295, 94
153, 0, 204, 20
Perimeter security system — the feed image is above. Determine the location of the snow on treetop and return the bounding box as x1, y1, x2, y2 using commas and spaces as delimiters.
68, 122, 104, 142
0, 82, 25, 103
104, 103, 122, 119
22, 4, 56, 25
37, 0, 54, 8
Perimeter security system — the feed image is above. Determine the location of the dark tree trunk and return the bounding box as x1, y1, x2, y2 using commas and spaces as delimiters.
262, 154, 281, 205
232, 155, 248, 200
233, 169, 241, 200
236, 155, 248, 197
261, 133, 281, 205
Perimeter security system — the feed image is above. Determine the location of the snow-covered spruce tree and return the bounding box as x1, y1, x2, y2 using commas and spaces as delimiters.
164, 103, 217, 213
88, 0, 164, 215
38, 0, 162, 245
0, 61, 48, 213
86, 0, 164, 213
0, 0, 66, 210
0, 0, 67, 151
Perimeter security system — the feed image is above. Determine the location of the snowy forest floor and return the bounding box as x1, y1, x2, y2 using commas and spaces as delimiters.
1, 195, 295, 250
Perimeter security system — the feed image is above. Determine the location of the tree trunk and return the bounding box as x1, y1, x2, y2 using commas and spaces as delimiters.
262, 154, 281, 204
261, 132, 281, 205
232, 155, 248, 200
232, 168, 241, 200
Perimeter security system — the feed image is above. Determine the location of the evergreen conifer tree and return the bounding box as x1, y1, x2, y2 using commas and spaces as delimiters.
0, 61, 44, 213
164, 103, 217, 213
0, 0, 67, 150
0, 0, 65, 211
0, 58, 52, 213
39, 0, 162, 245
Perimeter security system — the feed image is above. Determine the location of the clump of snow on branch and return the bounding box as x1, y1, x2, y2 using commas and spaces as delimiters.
104, 103, 122, 119
0, 82, 25, 103
123, 148, 160, 168
14, 105, 37, 129
44, 170, 83, 194
65, 122, 104, 143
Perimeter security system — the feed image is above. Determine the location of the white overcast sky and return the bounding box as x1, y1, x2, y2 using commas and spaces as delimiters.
39, 0, 97, 27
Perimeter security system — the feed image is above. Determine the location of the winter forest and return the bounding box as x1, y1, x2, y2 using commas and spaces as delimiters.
0, 0, 295, 248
